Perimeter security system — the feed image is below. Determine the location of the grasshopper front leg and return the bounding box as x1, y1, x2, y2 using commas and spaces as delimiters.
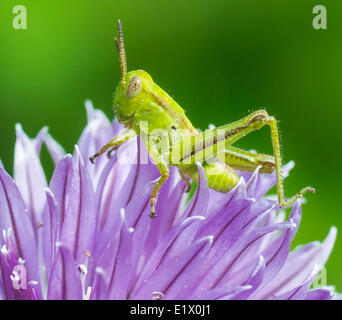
89, 129, 136, 163
147, 144, 170, 218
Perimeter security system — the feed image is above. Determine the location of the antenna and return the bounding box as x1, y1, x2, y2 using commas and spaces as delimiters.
115, 19, 127, 85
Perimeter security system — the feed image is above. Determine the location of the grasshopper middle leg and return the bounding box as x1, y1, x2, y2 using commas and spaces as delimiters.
147, 144, 170, 218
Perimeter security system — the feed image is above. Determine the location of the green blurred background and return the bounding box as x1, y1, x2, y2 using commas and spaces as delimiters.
0, 0, 341, 290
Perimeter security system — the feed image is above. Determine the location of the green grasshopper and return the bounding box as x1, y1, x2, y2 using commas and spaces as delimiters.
90, 20, 315, 218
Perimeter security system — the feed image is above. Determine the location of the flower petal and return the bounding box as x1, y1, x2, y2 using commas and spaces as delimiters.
305, 288, 333, 300
43, 132, 66, 165
14, 124, 47, 227
0, 248, 16, 300
59, 147, 96, 264
77, 100, 115, 185
179, 163, 209, 220
238, 161, 294, 200
270, 267, 320, 300
47, 245, 82, 300
0, 168, 40, 287
90, 209, 133, 299
90, 267, 109, 300
196, 286, 252, 300
132, 236, 213, 300
42, 188, 58, 278
253, 225, 337, 299
187, 221, 295, 298
107, 210, 134, 299
231, 255, 266, 300
132, 216, 205, 295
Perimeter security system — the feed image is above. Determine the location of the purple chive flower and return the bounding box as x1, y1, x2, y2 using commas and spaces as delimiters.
0, 100, 338, 300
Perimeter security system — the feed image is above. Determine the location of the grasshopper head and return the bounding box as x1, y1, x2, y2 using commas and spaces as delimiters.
113, 20, 153, 125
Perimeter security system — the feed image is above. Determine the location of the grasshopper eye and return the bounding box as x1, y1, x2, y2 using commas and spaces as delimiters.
126, 76, 142, 99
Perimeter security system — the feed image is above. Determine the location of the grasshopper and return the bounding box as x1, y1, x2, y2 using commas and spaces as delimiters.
90, 20, 315, 218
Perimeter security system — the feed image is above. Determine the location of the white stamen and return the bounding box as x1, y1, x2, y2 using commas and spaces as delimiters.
55, 241, 62, 248
120, 208, 125, 220
1, 244, 8, 255
77, 264, 88, 276
84, 286, 92, 300
191, 215, 205, 221
95, 266, 106, 276
80, 251, 91, 300
152, 291, 164, 300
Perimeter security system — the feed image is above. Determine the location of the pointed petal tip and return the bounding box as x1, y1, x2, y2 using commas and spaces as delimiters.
188, 215, 206, 221
44, 187, 54, 197
258, 254, 265, 265
323, 226, 337, 248
85, 99, 95, 122
329, 226, 338, 237
287, 160, 295, 168
15, 122, 23, 133
55, 241, 63, 249
85, 99, 94, 112
37, 126, 49, 136
73, 145, 85, 166
197, 235, 214, 246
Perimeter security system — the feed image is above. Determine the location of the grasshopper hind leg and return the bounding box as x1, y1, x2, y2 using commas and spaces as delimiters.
219, 109, 315, 207
223, 146, 276, 174
183, 161, 239, 193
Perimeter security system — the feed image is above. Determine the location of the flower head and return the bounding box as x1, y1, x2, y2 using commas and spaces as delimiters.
0, 101, 337, 300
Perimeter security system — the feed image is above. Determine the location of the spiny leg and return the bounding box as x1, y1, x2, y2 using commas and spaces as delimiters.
222, 145, 275, 174
175, 110, 278, 166
221, 110, 315, 206
148, 145, 170, 219
107, 147, 116, 159
89, 129, 136, 164
176, 110, 315, 207
264, 112, 315, 207
222, 110, 315, 207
